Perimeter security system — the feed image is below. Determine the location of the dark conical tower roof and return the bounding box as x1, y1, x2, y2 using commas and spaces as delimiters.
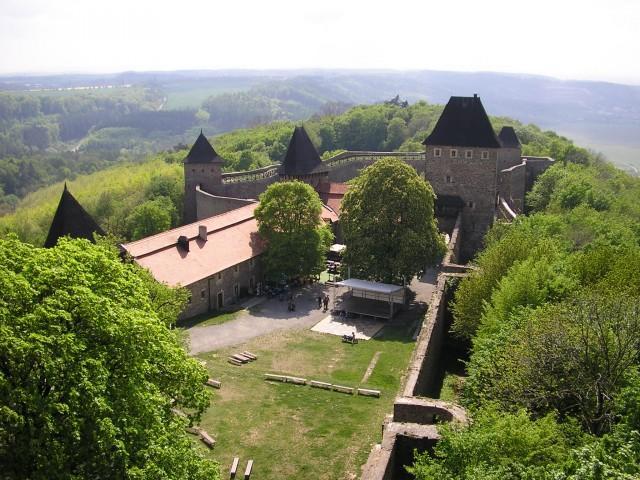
185, 131, 224, 164
281, 126, 322, 175
44, 184, 105, 248
498, 126, 521, 148
423, 95, 501, 148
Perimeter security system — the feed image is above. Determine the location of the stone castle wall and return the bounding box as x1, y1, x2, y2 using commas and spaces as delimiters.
424, 145, 498, 261
179, 256, 262, 319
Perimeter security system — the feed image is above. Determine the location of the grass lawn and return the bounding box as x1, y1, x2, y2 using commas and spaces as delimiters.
193, 321, 416, 479
178, 309, 243, 329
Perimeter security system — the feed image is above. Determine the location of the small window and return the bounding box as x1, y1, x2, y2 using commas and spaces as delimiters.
481, 151, 489, 160
200, 289, 206, 299
434, 148, 441, 158
234, 284, 239, 298
234, 264, 239, 273
217, 272, 222, 280
467, 201, 475, 209
187, 294, 192, 304
450, 149, 458, 158
465, 150, 473, 159
445, 175, 453, 184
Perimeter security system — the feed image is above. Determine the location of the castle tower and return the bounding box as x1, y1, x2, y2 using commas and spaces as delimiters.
279, 126, 328, 188
183, 131, 225, 224
422, 94, 501, 261
497, 126, 522, 171
45, 183, 104, 248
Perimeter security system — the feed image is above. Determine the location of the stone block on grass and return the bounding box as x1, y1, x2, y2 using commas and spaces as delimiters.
357, 388, 381, 398
286, 376, 307, 385
332, 384, 354, 395
310, 380, 332, 390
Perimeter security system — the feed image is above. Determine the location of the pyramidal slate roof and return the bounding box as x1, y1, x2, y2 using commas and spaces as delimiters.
423, 95, 501, 148
281, 126, 323, 175
185, 131, 224, 164
44, 184, 105, 248
498, 126, 521, 148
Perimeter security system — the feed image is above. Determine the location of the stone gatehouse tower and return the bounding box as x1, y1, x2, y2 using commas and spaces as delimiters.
423, 94, 502, 261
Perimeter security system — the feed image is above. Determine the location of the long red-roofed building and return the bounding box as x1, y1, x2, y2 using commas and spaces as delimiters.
122, 202, 338, 319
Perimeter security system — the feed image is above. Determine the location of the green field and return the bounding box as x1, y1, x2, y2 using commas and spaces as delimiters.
193, 321, 416, 479
163, 78, 260, 109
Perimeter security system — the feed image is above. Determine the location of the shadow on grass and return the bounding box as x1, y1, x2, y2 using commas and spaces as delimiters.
177, 306, 244, 329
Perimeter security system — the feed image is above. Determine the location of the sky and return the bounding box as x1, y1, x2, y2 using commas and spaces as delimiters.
1, 0, 639, 85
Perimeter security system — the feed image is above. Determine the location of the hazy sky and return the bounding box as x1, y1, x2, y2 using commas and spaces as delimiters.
1, 0, 639, 84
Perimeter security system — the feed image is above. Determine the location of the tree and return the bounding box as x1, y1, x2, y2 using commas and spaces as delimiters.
408, 406, 578, 480
254, 180, 333, 279
126, 196, 176, 240
340, 157, 445, 284
0, 235, 219, 479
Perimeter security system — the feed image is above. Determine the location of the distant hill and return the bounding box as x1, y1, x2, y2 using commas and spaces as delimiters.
3, 69, 637, 170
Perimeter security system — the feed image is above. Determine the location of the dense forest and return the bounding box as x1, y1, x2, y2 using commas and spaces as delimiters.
411, 151, 640, 478
3, 69, 638, 215
0, 100, 594, 246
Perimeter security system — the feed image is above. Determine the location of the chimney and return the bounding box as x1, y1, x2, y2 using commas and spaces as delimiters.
177, 235, 189, 252
198, 225, 207, 241
473, 93, 478, 99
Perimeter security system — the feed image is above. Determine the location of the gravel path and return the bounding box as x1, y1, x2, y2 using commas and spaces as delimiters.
188, 283, 334, 354
188, 269, 440, 355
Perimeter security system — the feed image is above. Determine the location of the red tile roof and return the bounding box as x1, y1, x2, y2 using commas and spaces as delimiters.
123, 202, 339, 287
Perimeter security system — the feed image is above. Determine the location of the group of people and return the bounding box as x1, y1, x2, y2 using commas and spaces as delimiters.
316, 294, 330, 312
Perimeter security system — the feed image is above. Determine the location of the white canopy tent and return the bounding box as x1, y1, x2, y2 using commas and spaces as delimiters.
335, 278, 406, 319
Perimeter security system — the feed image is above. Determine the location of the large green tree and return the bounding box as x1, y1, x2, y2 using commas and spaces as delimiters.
0, 236, 219, 479
340, 157, 445, 284
254, 180, 333, 279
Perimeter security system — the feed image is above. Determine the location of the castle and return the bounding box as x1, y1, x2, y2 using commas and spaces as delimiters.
181, 94, 552, 261
47, 94, 553, 319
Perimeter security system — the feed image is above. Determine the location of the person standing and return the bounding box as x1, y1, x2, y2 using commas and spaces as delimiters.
317, 294, 322, 309
323, 294, 329, 312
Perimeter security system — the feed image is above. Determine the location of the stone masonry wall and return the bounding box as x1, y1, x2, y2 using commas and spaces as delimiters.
424, 145, 498, 261
179, 256, 262, 319
184, 163, 222, 223
195, 188, 255, 220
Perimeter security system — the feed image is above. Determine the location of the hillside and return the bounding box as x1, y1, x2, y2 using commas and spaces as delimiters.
0, 101, 595, 246
3, 69, 638, 172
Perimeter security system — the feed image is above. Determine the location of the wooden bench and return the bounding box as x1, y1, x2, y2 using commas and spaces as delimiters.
229, 457, 239, 479
199, 429, 216, 449
206, 378, 222, 389
242, 351, 257, 360
244, 459, 254, 479
185, 426, 201, 435
235, 353, 253, 362
231, 354, 250, 363
228, 357, 243, 366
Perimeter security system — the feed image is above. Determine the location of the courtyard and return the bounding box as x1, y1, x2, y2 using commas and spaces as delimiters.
184, 272, 438, 479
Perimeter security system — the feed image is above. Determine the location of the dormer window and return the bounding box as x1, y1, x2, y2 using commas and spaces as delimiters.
434, 148, 442, 158
465, 150, 473, 159
450, 149, 458, 158
481, 151, 489, 160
